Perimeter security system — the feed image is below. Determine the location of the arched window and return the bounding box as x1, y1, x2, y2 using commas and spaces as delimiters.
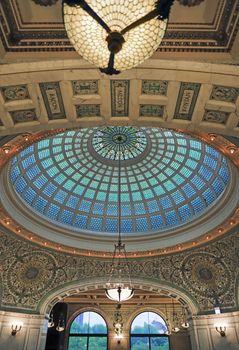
131, 311, 170, 350
68, 311, 108, 350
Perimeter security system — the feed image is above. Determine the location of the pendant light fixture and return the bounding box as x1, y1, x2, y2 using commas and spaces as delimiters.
181, 306, 189, 329
105, 137, 134, 303
63, 0, 174, 75
171, 298, 180, 333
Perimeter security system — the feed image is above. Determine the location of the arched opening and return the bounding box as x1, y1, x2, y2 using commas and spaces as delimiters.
130, 311, 170, 350
67, 311, 108, 350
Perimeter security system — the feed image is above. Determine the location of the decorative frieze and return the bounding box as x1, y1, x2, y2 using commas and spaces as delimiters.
210, 85, 239, 103
140, 105, 164, 117
76, 104, 100, 117
111, 80, 129, 117
142, 80, 168, 95
174, 82, 201, 120
72, 80, 98, 95
0, 85, 29, 102
203, 110, 230, 124
10, 109, 37, 124
39, 82, 66, 120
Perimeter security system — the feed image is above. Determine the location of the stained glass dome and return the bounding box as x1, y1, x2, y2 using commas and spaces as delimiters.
8, 127, 230, 237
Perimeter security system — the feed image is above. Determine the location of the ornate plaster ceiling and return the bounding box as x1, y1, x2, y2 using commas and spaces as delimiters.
0, 59, 238, 138
0, 0, 239, 61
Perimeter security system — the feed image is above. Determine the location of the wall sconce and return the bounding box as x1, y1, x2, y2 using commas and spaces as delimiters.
11, 322, 23, 336
215, 325, 226, 337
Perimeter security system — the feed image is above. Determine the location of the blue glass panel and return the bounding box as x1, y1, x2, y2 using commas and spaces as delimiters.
33, 175, 48, 188
121, 219, 133, 232
67, 196, 79, 209
43, 183, 57, 197
212, 178, 225, 195
135, 203, 146, 215
79, 200, 92, 212
61, 210, 74, 225
160, 196, 172, 209
171, 190, 185, 205
33, 196, 48, 213
106, 204, 118, 216
9, 127, 230, 235
165, 211, 178, 225
74, 214, 87, 228
182, 183, 196, 197
48, 203, 60, 219
105, 218, 118, 232
151, 215, 164, 229
54, 189, 68, 202
191, 197, 205, 212
136, 217, 148, 231
178, 205, 192, 222
10, 164, 21, 183
147, 200, 159, 213
202, 188, 215, 205
22, 187, 37, 203
89, 217, 102, 231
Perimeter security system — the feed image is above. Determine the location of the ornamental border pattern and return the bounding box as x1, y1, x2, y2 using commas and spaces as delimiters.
0, 228, 238, 313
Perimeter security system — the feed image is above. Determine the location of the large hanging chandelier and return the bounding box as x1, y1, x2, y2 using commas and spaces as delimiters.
63, 0, 174, 75
105, 136, 134, 302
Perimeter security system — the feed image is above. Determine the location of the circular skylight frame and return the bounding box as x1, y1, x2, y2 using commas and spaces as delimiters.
1, 127, 238, 252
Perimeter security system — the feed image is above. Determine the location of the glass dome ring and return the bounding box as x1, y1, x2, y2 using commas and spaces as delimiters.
1, 161, 238, 253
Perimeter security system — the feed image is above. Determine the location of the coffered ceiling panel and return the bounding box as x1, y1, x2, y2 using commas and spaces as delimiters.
0, 59, 238, 137
0, 0, 238, 60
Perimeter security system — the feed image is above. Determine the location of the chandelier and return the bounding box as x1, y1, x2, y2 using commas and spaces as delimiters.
105, 135, 134, 302
63, 0, 174, 75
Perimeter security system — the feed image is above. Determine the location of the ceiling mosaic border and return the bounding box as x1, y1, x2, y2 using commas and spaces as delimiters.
0, 60, 238, 137
0, 0, 238, 54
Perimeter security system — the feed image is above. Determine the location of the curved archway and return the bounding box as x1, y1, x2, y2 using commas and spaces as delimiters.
38, 277, 199, 316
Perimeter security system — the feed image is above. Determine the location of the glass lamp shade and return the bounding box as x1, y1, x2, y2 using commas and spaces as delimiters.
181, 321, 189, 329
171, 326, 180, 333
105, 285, 134, 302
56, 325, 65, 332
63, 0, 168, 72
48, 320, 54, 328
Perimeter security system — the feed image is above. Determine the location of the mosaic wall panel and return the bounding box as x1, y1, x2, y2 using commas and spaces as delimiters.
203, 110, 230, 124
140, 105, 164, 117
39, 82, 65, 120
210, 85, 239, 103
0, 85, 29, 102
142, 80, 168, 95
174, 82, 201, 120
10, 109, 37, 124
111, 80, 129, 117
76, 104, 100, 117
0, 229, 238, 312
72, 80, 98, 95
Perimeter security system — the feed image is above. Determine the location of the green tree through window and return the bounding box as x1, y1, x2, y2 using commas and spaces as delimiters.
68, 311, 107, 350
131, 312, 170, 350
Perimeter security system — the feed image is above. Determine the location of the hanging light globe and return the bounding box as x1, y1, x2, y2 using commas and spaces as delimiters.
106, 284, 134, 302
63, 0, 174, 74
